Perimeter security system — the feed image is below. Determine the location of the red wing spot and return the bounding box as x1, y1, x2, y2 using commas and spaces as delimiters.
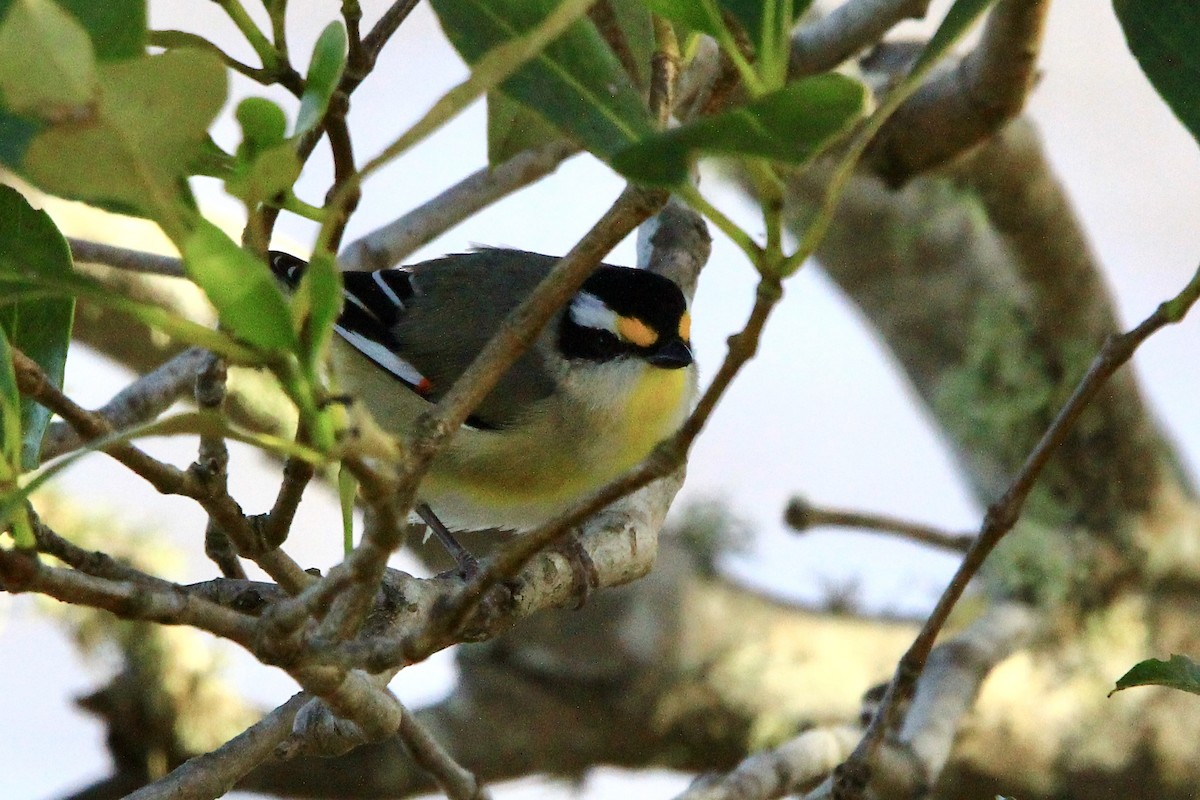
416, 378, 433, 395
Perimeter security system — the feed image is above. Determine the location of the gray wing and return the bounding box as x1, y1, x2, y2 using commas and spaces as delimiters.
393, 249, 562, 429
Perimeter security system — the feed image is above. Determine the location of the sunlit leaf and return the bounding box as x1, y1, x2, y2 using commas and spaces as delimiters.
21, 48, 226, 223
183, 221, 298, 353
0, 0, 97, 114
295, 21, 347, 137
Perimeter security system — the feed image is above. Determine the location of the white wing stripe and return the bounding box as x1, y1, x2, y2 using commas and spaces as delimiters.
335, 325, 428, 387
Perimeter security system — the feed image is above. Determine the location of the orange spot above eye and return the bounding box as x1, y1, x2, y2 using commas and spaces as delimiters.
617, 316, 658, 348
678, 312, 691, 341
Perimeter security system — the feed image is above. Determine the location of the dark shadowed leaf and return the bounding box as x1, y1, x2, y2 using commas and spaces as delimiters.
613, 73, 866, 186
0, 185, 74, 470
57, 0, 145, 60
0, 327, 21, 478
1111, 654, 1200, 696
640, 0, 723, 37
601, 0, 654, 88
432, 0, 653, 161
486, 91, 561, 164
1113, 0, 1200, 149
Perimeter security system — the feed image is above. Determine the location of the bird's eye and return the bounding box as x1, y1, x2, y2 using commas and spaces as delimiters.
586, 329, 624, 360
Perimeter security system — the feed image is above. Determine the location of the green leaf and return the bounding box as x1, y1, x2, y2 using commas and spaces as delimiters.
226, 142, 301, 207
724, 0, 815, 85
1113, 0, 1200, 149
57, 0, 145, 61
432, 0, 653, 161
614, 73, 867, 186
0, 185, 74, 470
16, 52, 213, 213
600, 0, 654, 88
237, 96, 288, 154
0, 270, 261, 361
0, 108, 39, 167
20, 48, 226, 230
0, 0, 98, 115
294, 21, 347, 138
0, 326, 33, 548
486, 91, 562, 164
1111, 654, 1200, 696
293, 250, 341, 372
182, 221, 298, 353
722, 0, 813, 53
0, 327, 20, 480
641, 0, 724, 37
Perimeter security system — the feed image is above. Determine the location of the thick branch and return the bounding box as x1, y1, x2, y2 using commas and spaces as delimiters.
866, 0, 1051, 185
790, 0, 932, 78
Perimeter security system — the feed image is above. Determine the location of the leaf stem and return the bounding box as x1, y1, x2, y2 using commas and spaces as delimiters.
214, 0, 281, 71
678, 183, 763, 265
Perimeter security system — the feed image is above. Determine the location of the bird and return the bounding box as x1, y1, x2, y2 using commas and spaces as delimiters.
269, 248, 697, 563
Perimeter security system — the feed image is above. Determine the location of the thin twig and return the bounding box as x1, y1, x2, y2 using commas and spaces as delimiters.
195, 356, 247, 580
399, 705, 492, 800
785, 498, 973, 553
317, 0, 599, 255
0, 547, 258, 646
650, 15, 681, 127
674, 726, 861, 800
68, 238, 186, 278
123, 693, 309, 800
833, 261, 1200, 799
339, 139, 578, 271
258, 457, 315, 551
30, 515, 176, 589
866, 0, 1052, 185
12, 349, 312, 594
41, 348, 210, 460
356, 0, 423, 81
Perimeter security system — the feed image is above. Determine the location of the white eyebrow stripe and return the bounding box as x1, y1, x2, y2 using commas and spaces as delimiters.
569, 292, 618, 333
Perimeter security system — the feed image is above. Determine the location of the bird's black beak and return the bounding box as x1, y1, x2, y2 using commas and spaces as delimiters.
647, 338, 693, 369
